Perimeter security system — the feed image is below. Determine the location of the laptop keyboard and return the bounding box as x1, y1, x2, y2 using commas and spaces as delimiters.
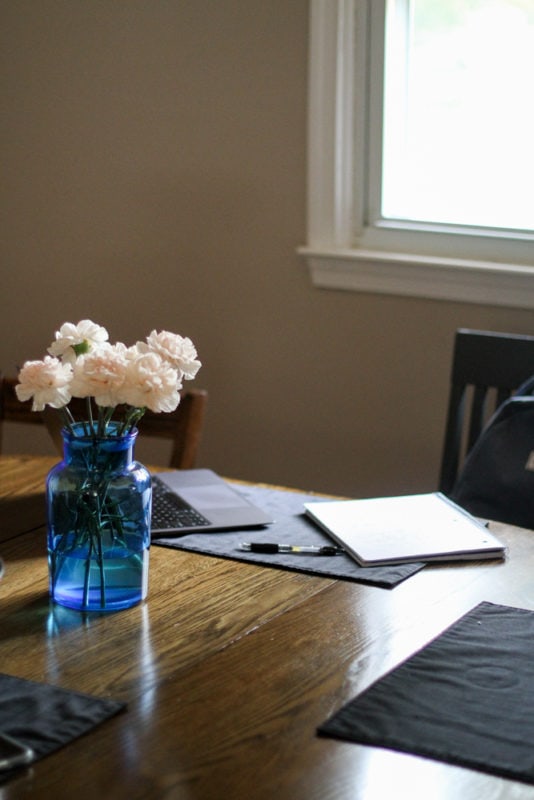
151, 475, 211, 530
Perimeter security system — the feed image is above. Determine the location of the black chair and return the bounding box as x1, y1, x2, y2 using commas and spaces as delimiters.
439, 329, 534, 495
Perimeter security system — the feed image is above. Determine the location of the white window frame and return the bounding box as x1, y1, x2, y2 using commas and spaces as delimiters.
298, 0, 534, 309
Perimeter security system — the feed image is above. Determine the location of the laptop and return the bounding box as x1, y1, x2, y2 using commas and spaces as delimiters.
150, 469, 274, 536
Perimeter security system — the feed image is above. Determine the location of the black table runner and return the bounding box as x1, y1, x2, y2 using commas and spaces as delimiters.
154, 483, 424, 589
0, 673, 125, 783
319, 601, 534, 784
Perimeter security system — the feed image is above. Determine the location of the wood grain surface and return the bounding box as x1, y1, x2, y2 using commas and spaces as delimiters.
1, 456, 534, 799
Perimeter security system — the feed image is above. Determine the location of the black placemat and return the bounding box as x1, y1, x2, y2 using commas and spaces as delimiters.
153, 484, 424, 588
0, 673, 125, 782
319, 601, 534, 784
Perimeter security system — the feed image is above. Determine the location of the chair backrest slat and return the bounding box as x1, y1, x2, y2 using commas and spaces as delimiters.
467, 385, 491, 452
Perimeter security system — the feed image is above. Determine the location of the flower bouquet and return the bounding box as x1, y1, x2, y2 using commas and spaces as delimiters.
16, 320, 201, 612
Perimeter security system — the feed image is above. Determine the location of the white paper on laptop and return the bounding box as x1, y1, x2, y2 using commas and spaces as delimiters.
303, 492, 506, 566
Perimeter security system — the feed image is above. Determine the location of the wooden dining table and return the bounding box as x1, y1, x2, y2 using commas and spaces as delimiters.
1, 454, 534, 799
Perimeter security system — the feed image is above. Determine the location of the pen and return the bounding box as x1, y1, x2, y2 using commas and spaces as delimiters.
239, 542, 344, 556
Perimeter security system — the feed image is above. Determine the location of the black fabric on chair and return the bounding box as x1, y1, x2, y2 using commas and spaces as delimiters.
439, 329, 534, 496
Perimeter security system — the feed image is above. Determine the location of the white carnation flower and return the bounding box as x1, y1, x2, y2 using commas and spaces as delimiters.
17, 321, 199, 432
70, 343, 128, 407
15, 356, 73, 411
119, 351, 181, 413
48, 319, 109, 364
144, 330, 201, 380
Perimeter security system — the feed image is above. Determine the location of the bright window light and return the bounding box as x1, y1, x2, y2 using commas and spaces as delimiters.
382, 0, 534, 232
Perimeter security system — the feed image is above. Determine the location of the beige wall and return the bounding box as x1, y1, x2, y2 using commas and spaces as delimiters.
2, 1, 533, 497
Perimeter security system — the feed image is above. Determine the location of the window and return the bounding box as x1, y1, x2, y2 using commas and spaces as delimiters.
299, 0, 534, 308
381, 0, 534, 231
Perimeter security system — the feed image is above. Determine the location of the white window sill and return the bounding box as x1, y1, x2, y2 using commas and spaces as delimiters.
298, 247, 534, 310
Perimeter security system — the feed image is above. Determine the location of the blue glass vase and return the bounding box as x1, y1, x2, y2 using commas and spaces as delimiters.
46, 422, 152, 612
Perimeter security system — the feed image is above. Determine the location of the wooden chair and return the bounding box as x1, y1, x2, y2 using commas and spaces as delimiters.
439, 329, 534, 495
0, 375, 51, 453
0, 375, 208, 469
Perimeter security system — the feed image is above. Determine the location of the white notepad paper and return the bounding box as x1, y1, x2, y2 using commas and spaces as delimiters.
304, 493, 506, 566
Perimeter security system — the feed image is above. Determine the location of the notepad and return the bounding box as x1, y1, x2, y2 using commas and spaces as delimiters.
304, 492, 506, 566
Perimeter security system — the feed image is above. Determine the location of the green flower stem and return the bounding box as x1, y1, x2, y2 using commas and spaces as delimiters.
82, 536, 93, 608
96, 528, 106, 608
85, 397, 94, 438
103, 406, 115, 433
52, 402, 149, 438
59, 406, 76, 435
120, 407, 146, 435
52, 480, 127, 610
